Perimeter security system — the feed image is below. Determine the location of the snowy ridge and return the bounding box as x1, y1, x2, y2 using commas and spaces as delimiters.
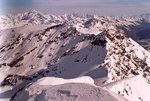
0, 10, 148, 30
10, 78, 127, 101
104, 29, 150, 82
0, 10, 150, 101
36, 76, 94, 86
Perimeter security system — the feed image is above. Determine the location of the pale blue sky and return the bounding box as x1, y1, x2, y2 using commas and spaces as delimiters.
0, 0, 150, 16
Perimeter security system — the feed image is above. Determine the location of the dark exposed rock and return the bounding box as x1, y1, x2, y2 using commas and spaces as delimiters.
8, 56, 24, 67
91, 39, 107, 47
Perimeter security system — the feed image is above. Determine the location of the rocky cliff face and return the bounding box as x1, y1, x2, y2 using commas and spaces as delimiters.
0, 11, 150, 101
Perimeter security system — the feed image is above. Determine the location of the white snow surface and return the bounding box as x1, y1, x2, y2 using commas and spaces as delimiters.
37, 76, 94, 86
0, 10, 150, 101
129, 38, 150, 66
11, 76, 127, 101
105, 75, 150, 101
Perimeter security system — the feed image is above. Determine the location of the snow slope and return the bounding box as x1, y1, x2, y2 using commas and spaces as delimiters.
0, 10, 150, 101
11, 76, 127, 101
105, 75, 150, 101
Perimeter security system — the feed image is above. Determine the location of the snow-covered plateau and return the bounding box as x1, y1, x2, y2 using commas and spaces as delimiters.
0, 10, 150, 101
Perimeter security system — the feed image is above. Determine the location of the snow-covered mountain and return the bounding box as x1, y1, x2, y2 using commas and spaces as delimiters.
0, 10, 150, 101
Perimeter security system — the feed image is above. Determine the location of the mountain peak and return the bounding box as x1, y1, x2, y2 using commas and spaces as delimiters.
0, 11, 150, 101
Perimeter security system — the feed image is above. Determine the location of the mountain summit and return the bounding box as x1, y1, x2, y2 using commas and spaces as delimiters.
0, 10, 150, 101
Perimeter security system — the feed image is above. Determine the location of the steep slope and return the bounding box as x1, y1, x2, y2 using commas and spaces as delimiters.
104, 29, 150, 82
0, 23, 107, 84
0, 11, 150, 101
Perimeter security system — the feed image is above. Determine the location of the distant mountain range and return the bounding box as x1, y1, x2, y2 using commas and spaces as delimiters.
0, 10, 150, 101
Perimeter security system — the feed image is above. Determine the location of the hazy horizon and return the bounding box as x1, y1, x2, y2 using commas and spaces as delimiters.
0, 0, 150, 16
